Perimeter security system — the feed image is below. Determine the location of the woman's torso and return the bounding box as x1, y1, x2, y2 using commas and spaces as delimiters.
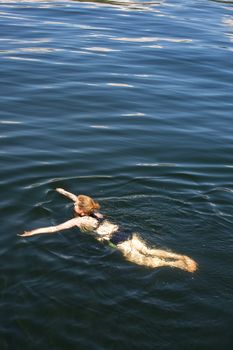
75, 214, 132, 246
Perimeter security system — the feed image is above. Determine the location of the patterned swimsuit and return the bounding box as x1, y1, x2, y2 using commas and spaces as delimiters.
92, 214, 133, 247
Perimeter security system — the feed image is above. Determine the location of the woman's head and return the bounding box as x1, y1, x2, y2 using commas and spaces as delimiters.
75, 195, 100, 216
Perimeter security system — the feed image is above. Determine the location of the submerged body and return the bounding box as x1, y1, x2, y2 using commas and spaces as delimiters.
20, 188, 197, 273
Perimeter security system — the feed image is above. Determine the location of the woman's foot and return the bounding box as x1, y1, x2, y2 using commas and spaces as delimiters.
183, 256, 198, 273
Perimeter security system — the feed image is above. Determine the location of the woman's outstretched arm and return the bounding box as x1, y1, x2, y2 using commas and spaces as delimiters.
19, 218, 79, 237
56, 188, 78, 202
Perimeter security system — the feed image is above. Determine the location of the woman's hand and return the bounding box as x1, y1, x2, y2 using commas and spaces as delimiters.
18, 231, 35, 237
94, 212, 103, 219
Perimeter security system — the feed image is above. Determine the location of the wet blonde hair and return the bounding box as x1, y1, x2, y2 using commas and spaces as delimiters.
77, 195, 100, 215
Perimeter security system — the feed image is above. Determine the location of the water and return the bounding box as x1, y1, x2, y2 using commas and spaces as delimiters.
0, 0, 233, 349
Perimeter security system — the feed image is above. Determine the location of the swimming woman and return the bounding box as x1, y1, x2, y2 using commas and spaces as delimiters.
19, 188, 197, 273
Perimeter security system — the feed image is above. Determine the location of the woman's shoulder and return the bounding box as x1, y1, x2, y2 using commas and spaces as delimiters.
75, 215, 99, 228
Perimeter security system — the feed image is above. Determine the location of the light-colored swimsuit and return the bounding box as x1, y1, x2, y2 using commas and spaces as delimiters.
77, 214, 132, 248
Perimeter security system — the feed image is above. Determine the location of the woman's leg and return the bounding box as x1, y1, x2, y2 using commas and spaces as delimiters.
117, 241, 164, 268
129, 234, 180, 258
117, 234, 197, 272
132, 234, 197, 272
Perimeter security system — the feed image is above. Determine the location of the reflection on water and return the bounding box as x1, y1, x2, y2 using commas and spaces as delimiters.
210, 0, 233, 4
73, 0, 158, 3
1, 0, 163, 10
74, 0, 162, 10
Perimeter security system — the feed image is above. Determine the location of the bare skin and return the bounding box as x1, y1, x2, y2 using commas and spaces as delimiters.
56, 188, 83, 216
117, 234, 197, 272
19, 188, 197, 273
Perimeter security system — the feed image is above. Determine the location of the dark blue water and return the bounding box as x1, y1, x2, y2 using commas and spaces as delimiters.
1, 0, 233, 349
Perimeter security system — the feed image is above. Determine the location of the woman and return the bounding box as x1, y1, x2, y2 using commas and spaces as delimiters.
20, 188, 197, 273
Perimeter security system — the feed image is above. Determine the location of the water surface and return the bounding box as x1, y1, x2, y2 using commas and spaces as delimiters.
0, 0, 233, 349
